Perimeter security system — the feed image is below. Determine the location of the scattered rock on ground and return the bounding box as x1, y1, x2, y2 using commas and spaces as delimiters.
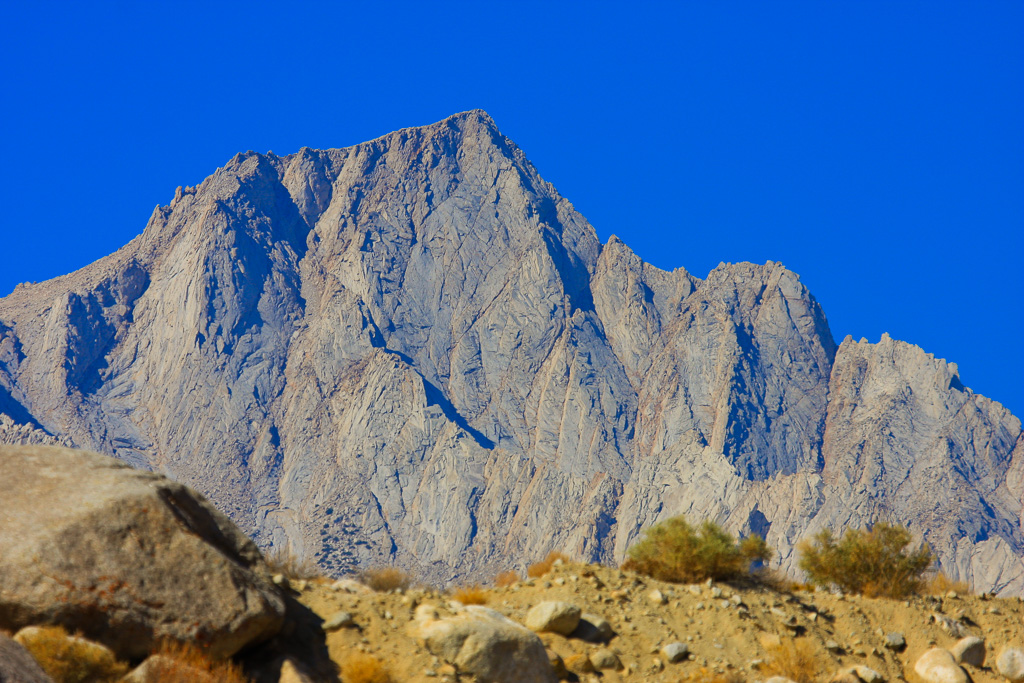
0, 633, 54, 683
952, 637, 986, 667
571, 612, 614, 642
590, 648, 623, 671
524, 601, 581, 636
322, 611, 355, 631
413, 604, 556, 683
915, 647, 969, 683
884, 633, 906, 651
997, 648, 1024, 682
662, 641, 689, 663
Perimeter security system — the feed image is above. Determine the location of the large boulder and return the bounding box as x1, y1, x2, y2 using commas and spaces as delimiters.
0, 633, 54, 683
413, 604, 556, 683
915, 648, 968, 683
0, 445, 285, 660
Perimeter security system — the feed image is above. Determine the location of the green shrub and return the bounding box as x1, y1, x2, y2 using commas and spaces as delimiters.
797, 523, 932, 598
622, 516, 771, 583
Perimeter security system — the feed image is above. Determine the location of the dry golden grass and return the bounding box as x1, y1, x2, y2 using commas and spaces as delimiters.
339, 652, 393, 683
357, 566, 413, 592
144, 641, 250, 683
926, 572, 971, 596
682, 667, 746, 683
16, 625, 129, 683
762, 638, 820, 683
450, 584, 489, 605
264, 546, 322, 581
494, 570, 520, 587
527, 551, 570, 578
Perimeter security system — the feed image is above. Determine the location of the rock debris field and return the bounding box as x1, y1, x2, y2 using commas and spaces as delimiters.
293, 559, 1024, 683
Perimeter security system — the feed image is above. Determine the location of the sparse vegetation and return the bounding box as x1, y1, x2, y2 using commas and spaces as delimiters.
494, 569, 520, 587
357, 566, 413, 592
339, 652, 393, 683
762, 638, 820, 683
798, 522, 933, 598
621, 516, 772, 583
15, 625, 129, 683
264, 546, 321, 581
926, 571, 971, 596
527, 551, 570, 578
145, 641, 251, 683
682, 667, 746, 683
450, 584, 489, 605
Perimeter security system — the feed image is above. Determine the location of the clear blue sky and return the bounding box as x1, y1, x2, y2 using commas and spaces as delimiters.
2, 2, 1022, 417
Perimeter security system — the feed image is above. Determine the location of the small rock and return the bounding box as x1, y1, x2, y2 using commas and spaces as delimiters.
883, 633, 906, 652
915, 648, 968, 683
572, 613, 614, 643
710, 586, 723, 598
524, 601, 582, 635
590, 649, 623, 671
850, 665, 885, 683
932, 613, 970, 638
826, 640, 843, 653
997, 648, 1024, 682
277, 657, 316, 683
322, 611, 355, 630
766, 678, 799, 683
293, 579, 308, 592
565, 653, 596, 674
662, 642, 689, 663
648, 589, 666, 605
0, 633, 52, 683
547, 650, 568, 679
951, 637, 985, 667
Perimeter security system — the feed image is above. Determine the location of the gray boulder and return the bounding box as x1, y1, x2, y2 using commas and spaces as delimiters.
997, 648, 1024, 682
413, 604, 556, 683
0, 633, 54, 683
915, 648, 968, 683
952, 637, 986, 667
524, 601, 581, 636
0, 444, 285, 659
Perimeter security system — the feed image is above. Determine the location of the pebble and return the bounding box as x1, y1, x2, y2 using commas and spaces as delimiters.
322, 611, 355, 630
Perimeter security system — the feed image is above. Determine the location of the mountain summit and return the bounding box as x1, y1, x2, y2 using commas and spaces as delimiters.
1, 111, 1021, 592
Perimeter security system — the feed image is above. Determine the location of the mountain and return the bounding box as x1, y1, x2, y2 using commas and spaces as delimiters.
1, 111, 1020, 592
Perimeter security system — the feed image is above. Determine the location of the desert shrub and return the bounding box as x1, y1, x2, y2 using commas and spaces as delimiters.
762, 638, 819, 683
621, 516, 772, 583
494, 570, 520, 587
339, 652, 392, 683
926, 571, 971, 596
356, 566, 412, 592
264, 546, 321, 581
143, 641, 250, 683
450, 584, 489, 605
798, 523, 932, 598
16, 625, 128, 683
527, 551, 570, 578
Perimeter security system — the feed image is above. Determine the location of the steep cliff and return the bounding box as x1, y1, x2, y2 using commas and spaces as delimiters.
1, 111, 1019, 592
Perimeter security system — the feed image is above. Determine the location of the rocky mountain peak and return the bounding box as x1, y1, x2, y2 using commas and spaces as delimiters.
0, 112, 1020, 593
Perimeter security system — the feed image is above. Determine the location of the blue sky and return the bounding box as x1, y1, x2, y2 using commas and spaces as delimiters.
2, 1, 1021, 416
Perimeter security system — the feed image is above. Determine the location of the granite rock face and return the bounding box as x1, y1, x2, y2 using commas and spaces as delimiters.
0, 111, 1020, 592
0, 445, 285, 659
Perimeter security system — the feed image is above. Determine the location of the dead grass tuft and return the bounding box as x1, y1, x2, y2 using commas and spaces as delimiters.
339, 652, 393, 683
16, 625, 129, 683
147, 641, 250, 683
264, 546, 322, 581
450, 584, 489, 605
762, 638, 820, 683
527, 551, 570, 578
357, 566, 413, 593
683, 667, 746, 683
926, 571, 971, 596
494, 570, 520, 588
